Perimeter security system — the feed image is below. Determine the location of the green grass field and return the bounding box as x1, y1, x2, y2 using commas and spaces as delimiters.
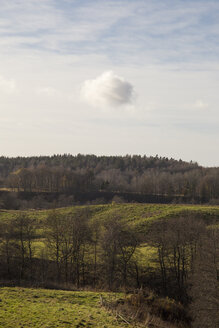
0, 287, 141, 328
1, 203, 219, 227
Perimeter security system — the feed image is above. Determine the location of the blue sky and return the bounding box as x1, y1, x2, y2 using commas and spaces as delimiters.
0, 0, 219, 166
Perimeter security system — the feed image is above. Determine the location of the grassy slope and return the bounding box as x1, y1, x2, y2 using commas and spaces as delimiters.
0, 203, 218, 232
0, 287, 138, 328
1, 203, 218, 265
0, 202, 218, 238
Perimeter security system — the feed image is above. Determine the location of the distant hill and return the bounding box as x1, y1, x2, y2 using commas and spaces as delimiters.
0, 154, 218, 206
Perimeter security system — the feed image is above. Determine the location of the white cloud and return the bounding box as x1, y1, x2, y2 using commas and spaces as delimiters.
81, 71, 135, 108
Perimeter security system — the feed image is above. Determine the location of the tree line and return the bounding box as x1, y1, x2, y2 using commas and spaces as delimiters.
0, 154, 219, 204
0, 209, 218, 327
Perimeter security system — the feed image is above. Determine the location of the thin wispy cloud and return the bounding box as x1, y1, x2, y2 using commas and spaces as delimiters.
1, 0, 219, 65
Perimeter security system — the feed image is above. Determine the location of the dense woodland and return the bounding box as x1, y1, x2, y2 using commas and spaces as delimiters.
0, 208, 218, 327
0, 154, 219, 208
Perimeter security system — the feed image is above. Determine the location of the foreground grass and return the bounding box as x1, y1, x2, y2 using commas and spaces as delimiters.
0, 287, 141, 328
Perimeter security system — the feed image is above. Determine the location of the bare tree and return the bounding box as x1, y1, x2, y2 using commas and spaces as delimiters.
101, 216, 138, 289
13, 213, 37, 279
190, 228, 219, 328
148, 214, 206, 301
45, 210, 65, 281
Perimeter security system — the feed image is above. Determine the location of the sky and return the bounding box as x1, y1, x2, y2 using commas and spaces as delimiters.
0, 0, 219, 167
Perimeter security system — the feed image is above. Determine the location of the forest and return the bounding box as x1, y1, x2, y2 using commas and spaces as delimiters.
0, 154, 219, 209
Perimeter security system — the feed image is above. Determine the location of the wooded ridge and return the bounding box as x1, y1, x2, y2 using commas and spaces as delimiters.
0, 154, 218, 206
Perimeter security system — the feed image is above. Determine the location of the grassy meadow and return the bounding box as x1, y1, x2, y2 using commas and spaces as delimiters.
1, 202, 219, 227
0, 287, 139, 328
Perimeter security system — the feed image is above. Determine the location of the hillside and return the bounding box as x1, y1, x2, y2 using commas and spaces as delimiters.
0, 287, 191, 328
0, 154, 219, 205
0, 203, 218, 327
1, 203, 218, 229
0, 288, 135, 328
